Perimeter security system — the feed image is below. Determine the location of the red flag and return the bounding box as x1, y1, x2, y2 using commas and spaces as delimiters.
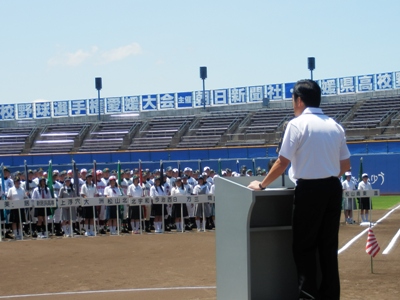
139, 160, 143, 186
366, 228, 380, 257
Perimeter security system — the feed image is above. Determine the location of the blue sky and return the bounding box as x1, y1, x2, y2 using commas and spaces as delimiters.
0, 0, 398, 104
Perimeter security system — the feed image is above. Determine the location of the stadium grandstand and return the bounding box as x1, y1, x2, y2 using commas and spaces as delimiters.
2, 88, 400, 155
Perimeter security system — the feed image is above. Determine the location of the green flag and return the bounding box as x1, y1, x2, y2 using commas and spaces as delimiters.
218, 159, 222, 176
117, 160, 122, 186
47, 160, 54, 198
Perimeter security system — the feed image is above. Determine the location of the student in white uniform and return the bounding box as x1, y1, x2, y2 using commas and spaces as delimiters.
95, 170, 107, 234
81, 173, 98, 236
192, 176, 211, 232
58, 177, 76, 237
342, 171, 357, 224
7, 176, 27, 240
127, 175, 143, 234
104, 176, 122, 235
170, 177, 189, 232
357, 173, 373, 222
150, 176, 166, 233
32, 177, 51, 238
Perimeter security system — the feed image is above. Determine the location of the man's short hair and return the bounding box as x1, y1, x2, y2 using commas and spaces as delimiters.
293, 79, 321, 108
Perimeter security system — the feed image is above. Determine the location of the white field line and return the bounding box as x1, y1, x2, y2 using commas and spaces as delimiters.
338, 204, 400, 254
382, 229, 400, 254
0, 286, 217, 299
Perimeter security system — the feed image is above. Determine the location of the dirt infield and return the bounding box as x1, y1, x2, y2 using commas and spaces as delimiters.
1, 207, 399, 300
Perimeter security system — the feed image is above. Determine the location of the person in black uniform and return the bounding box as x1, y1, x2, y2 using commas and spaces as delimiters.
249, 80, 351, 300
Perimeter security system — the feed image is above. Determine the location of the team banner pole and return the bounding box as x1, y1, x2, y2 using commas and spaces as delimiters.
252, 159, 256, 175
180, 203, 184, 233
24, 160, 33, 236
18, 208, 23, 240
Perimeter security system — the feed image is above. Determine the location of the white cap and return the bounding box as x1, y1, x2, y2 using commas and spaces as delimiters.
345, 171, 352, 176
184, 167, 192, 172
173, 168, 179, 172
362, 173, 368, 178
203, 166, 210, 171
80, 168, 87, 173
202, 172, 208, 176
67, 169, 73, 174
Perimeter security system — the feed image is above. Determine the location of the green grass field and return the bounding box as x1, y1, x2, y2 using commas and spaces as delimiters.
371, 196, 400, 210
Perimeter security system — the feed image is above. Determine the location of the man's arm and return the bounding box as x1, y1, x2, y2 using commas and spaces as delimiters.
339, 158, 351, 177
247, 155, 290, 190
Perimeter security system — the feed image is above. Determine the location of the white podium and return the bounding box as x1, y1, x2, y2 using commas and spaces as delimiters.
215, 176, 298, 300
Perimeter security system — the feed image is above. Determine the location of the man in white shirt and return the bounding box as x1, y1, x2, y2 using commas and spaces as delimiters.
249, 80, 351, 300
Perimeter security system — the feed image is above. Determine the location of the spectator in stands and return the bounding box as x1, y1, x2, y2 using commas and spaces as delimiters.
357, 173, 373, 222
127, 175, 143, 234
59, 177, 76, 237
104, 176, 122, 235
171, 177, 189, 232
225, 168, 232, 177
246, 169, 253, 176
7, 176, 27, 240
81, 173, 98, 236
342, 171, 357, 224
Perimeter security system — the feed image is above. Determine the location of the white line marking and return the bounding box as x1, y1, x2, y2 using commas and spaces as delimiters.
0, 286, 216, 299
338, 204, 400, 254
382, 229, 400, 254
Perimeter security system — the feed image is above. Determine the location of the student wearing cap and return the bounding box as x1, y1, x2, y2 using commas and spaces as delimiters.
1, 168, 14, 239
246, 169, 253, 176
104, 176, 122, 235
7, 176, 27, 240
171, 177, 189, 232
150, 176, 167, 233
357, 173, 373, 223
59, 177, 76, 237
192, 175, 211, 232
127, 175, 143, 234
50, 171, 64, 237
181, 175, 195, 230
102, 168, 110, 186
184, 167, 197, 188
32, 177, 52, 238
342, 171, 357, 224
21, 169, 38, 236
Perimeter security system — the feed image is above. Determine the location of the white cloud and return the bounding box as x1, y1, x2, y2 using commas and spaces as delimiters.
48, 43, 141, 67
99, 43, 142, 64
48, 46, 98, 67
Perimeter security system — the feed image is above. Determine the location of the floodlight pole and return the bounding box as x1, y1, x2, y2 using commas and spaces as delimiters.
95, 77, 102, 121
200, 66, 207, 110
308, 57, 315, 80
